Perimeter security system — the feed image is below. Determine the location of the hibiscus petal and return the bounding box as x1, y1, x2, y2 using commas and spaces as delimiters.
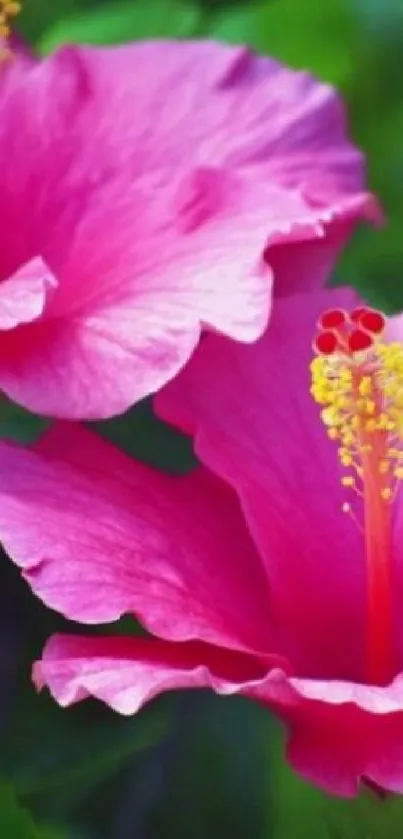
0, 423, 272, 654
34, 633, 278, 716
0, 36, 35, 88
1, 41, 372, 278
0, 170, 330, 418
33, 41, 368, 202
266, 208, 375, 295
0, 42, 375, 418
36, 632, 403, 797
248, 671, 403, 797
0, 257, 57, 329
156, 289, 367, 680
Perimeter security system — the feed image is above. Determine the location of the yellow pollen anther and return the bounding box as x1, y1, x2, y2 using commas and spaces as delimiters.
0, 0, 22, 59
311, 322, 403, 508
365, 400, 376, 415
341, 454, 353, 467
359, 376, 372, 396
4, 2, 22, 14
321, 407, 339, 427
379, 460, 390, 475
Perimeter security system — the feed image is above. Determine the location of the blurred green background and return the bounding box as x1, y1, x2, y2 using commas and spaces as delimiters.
3, 1, 403, 837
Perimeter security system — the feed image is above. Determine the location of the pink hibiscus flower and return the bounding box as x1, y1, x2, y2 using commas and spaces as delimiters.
0, 288, 402, 797
0, 39, 376, 418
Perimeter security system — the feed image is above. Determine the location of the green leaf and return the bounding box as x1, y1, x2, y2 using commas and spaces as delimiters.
0, 400, 49, 444
0, 782, 57, 837
39, 0, 202, 53
209, 0, 362, 87
2, 687, 171, 813
332, 102, 403, 313
17, 0, 79, 43
356, 0, 403, 38
149, 694, 269, 839
93, 398, 196, 474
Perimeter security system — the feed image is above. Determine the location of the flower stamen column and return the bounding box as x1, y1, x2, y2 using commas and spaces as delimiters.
311, 307, 403, 685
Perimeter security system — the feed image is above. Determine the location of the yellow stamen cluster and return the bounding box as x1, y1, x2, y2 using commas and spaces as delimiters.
310, 341, 403, 502
0, 0, 21, 59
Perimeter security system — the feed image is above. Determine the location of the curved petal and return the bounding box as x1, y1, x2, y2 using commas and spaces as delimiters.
0, 257, 57, 329
34, 633, 283, 715
0, 423, 273, 654
24, 41, 369, 202
0, 172, 328, 418
0, 43, 376, 418
267, 208, 376, 295
248, 671, 403, 797
156, 289, 367, 680
36, 633, 403, 798
0, 42, 373, 283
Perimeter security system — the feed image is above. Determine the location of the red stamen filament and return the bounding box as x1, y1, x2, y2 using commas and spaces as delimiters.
356, 388, 395, 685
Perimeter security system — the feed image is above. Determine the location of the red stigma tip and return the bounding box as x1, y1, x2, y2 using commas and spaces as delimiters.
314, 331, 339, 355
350, 307, 369, 323
348, 328, 374, 354
351, 307, 386, 335
318, 309, 347, 330
360, 309, 386, 335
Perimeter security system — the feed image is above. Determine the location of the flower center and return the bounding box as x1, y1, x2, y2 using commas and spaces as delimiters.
0, 1, 21, 60
311, 306, 403, 685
